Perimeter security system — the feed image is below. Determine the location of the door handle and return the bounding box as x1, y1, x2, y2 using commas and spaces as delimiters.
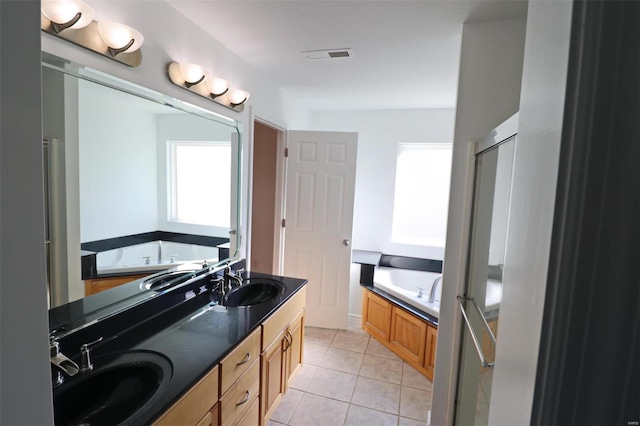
343, 239, 350, 246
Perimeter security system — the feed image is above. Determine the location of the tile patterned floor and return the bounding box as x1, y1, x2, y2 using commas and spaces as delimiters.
268, 320, 433, 426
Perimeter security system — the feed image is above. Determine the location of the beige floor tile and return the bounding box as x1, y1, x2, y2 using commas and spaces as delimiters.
266, 421, 286, 426
359, 355, 403, 384
305, 326, 338, 346
401, 363, 433, 391
345, 404, 399, 426
288, 393, 349, 426
319, 347, 365, 375
351, 376, 401, 415
270, 388, 304, 424
331, 330, 371, 353
289, 364, 317, 392
347, 317, 368, 335
303, 342, 329, 366
366, 338, 402, 361
306, 366, 358, 402
399, 387, 431, 422
398, 417, 428, 426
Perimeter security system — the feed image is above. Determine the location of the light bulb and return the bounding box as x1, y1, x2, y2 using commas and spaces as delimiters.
42, 0, 95, 31
98, 21, 144, 54
229, 89, 250, 106
178, 63, 206, 86
207, 78, 229, 97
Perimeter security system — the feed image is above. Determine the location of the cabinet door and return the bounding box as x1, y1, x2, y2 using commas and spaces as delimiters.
84, 274, 147, 296
424, 324, 437, 380
261, 329, 286, 423
362, 290, 392, 342
390, 306, 427, 366
285, 310, 304, 390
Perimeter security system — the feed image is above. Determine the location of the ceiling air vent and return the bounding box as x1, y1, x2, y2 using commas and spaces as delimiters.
302, 48, 354, 61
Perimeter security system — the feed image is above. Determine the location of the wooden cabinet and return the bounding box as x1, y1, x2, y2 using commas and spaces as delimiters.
220, 359, 260, 425
362, 290, 392, 342
285, 309, 304, 386
84, 274, 147, 296
219, 328, 261, 396
481, 318, 498, 372
260, 287, 306, 424
361, 288, 438, 380
424, 324, 437, 378
153, 365, 220, 426
390, 306, 427, 365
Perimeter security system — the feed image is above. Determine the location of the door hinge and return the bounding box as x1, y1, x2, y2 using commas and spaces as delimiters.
281, 219, 286, 228
284, 147, 289, 157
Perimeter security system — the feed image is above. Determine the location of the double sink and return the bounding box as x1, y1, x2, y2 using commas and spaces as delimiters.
52, 268, 291, 425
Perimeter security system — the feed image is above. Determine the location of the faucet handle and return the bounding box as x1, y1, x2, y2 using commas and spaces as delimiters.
416, 287, 424, 298
79, 337, 103, 373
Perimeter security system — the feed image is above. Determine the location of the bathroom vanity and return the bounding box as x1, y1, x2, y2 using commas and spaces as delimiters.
49, 264, 307, 426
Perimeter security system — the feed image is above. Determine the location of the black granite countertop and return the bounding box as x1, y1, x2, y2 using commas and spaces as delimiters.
52, 270, 307, 425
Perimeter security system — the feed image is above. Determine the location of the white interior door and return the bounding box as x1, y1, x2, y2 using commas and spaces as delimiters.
283, 130, 358, 329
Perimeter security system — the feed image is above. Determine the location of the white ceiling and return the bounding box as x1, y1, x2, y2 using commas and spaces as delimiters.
166, 0, 528, 111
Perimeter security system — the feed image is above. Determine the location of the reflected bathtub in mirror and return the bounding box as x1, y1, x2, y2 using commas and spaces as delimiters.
42, 53, 242, 328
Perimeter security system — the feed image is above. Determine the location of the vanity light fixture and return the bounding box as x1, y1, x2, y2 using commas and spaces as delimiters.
41, 0, 95, 33
40, 2, 143, 67
167, 62, 250, 112
97, 21, 144, 57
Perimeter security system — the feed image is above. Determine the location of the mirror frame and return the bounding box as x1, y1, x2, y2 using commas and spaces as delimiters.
43, 53, 243, 334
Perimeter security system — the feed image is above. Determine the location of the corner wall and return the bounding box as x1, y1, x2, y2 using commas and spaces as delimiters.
0, 1, 55, 424
431, 18, 527, 424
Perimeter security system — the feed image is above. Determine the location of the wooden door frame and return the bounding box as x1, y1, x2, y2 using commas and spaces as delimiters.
246, 109, 287, 275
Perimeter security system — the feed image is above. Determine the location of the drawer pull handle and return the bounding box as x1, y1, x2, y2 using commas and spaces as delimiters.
236, 352, 251, 366
236, 390, 250, 406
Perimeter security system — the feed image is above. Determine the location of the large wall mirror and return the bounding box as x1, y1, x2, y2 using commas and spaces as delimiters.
43, 54, 242, 330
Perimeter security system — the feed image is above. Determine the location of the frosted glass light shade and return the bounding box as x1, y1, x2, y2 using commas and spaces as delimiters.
41, 0, 95, 29
98, 21, 144, 53
179, 63, 206, 85
207, 78, 229, 96
229, 89, 250, 105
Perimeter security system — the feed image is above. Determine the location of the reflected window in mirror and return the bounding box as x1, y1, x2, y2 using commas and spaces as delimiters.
169, 141, 231, 228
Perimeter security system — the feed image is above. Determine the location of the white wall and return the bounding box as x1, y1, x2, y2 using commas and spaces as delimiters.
432, 18, 527, 424
0, 1, 55, 424
79, 80, 159, 242
489, 2, 572, 423
310, 109, 455, 259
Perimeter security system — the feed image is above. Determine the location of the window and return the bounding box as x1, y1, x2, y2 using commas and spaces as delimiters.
391, 143, 453, 247
168, 141, 231, 227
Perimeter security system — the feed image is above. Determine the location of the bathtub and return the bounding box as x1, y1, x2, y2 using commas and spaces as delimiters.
96, 241, 219, 274
373, 266, 502, 319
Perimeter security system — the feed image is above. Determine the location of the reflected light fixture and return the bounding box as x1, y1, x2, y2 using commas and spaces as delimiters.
41, 2, 143, 67
41, 0, 95, 33
167, 62, 250, 112
97, 21, 144, 57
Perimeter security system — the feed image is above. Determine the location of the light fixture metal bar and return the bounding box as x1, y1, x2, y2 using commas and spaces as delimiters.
41, 15, 142, 68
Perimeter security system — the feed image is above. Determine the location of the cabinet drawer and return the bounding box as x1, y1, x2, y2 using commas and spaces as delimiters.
237, 397, 260, 426
262, 287, 306, 350
220, 359, 260, 425
153, 365, 219, 426
219, 327, 261, 395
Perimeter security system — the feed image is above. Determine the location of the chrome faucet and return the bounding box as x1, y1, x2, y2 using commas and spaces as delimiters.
428, 275, 443, 303
157, 240, 163, 264
50, 338, 79, 386
224, 265, 243, 290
